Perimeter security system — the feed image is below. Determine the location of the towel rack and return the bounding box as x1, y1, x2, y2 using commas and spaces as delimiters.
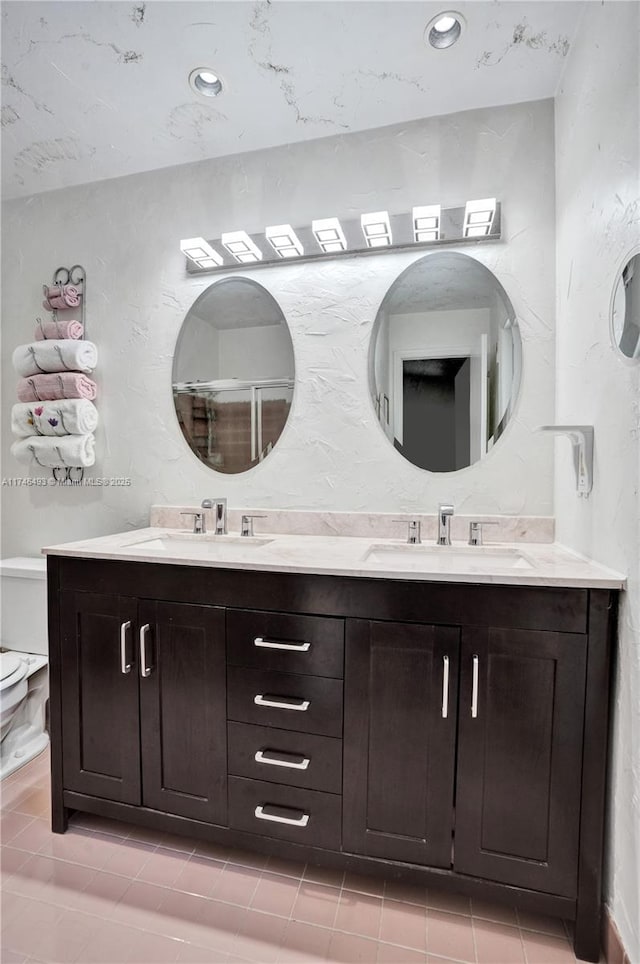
48, 266, 89, 483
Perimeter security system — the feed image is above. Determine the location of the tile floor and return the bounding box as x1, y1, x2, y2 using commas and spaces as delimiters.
1, 750, 595, 964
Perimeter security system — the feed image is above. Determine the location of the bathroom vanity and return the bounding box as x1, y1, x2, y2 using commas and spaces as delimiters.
45, 526, 623, 962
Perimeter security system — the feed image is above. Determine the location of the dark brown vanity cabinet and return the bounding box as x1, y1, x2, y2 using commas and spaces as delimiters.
454, 627, 587, 896
343, 621, 588, 897
343, 620, 459, 867
48, 557, 616, 963
59, 590, 226, 824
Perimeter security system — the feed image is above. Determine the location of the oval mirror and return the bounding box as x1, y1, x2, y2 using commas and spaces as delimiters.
370, 252, 522, 473
611, 252, 640, 361
173, 278, 295, 474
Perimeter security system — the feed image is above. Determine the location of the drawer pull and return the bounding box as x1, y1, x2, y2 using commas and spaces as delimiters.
255, 804, 310, 828
254, 636, 311, 652
254, 694, 310, 711
120, 620, 132, 675
255, 749, 311, 770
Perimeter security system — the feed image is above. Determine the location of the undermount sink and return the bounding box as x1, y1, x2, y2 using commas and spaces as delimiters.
362, 543, 535, 571
125, 533, 273, 554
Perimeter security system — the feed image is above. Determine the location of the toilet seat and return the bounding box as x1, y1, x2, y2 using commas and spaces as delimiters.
0, 653, 29, 691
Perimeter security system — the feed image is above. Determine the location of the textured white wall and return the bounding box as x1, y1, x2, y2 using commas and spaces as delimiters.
0, 99, 556, 557
555, 4, 640, 958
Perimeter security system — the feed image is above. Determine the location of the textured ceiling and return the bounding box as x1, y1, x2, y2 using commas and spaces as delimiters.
1, 0, 584, 199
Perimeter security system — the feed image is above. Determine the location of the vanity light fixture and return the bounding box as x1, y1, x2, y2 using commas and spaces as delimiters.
361, 211, 392, 248
426, 11, 465, 49
412, 205, 441, 242
265, 224, 304, 258
189, 68, 223, 97
180, 237, 224, 269
463, 198, 497, 238
181, 201, 501, 274
312, 217, 347, 253
221, 231, 263, 264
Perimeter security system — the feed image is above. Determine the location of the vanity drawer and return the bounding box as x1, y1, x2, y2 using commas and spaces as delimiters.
228, 776, 342, 850
228, 722, 342, 794
227, 666, 343, 738
227, 609, 344, 679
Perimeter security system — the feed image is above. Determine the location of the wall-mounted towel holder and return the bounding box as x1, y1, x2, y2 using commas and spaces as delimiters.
48, 264, 86, 335
538, 425, 594, 497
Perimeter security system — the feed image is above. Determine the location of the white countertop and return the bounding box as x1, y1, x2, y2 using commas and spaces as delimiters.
42, 527, 626, 590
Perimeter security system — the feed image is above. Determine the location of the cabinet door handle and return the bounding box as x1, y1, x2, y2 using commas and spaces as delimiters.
254, 636, 311, 652
254, 804, 310, 828
471, 654, 479, 718
120, 621, 132, 675
441, 655, 450, 718
139, 624, 152, 679
255, 749, 311, 770
254, 694, 310, 711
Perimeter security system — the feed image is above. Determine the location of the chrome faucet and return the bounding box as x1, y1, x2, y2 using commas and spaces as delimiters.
437, 504, 454, 546
201, 498, 227, 535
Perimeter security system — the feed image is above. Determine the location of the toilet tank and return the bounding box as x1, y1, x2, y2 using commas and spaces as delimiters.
0, 557, 48, 656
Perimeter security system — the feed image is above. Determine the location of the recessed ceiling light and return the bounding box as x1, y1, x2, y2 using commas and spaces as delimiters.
425, 11, 465, 49
189, 67, 223, 97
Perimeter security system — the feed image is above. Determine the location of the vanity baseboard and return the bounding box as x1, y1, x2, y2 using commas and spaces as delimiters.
61, 789, 577, 920
47, 554, 615, 963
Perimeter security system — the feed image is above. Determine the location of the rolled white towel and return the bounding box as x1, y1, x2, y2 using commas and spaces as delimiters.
12, 340, 98, 377
11, 434, 95, 468
11, 400, 99, 437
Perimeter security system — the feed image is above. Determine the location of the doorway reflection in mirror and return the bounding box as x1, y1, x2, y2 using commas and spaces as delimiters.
370, 252, 522, 473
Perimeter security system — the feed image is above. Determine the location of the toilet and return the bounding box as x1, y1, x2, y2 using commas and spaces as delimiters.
0, 557, 49, 779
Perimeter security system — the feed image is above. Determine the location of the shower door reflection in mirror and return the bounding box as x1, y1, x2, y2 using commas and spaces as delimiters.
370, 252, 522, 473
173, 278, 295, 474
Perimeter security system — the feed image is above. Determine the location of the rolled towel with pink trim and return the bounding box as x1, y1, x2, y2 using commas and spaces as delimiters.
35, 318, 84, 341
13, 340, 97, 377
17, 373, 97, 402
11, 434, 95, 469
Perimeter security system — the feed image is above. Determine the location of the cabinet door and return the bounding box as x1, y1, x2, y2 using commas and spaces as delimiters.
60, 591, 141, 804
343, 620, 459, 866
139, 601, 227, 824
455, 628, 587, 896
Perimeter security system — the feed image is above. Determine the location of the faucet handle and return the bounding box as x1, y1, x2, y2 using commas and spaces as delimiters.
438, 503, 454, 516
393, 519, 422, 544
468, 520, 498, 546
180, 511, 205, 534
241, 514, 266, 538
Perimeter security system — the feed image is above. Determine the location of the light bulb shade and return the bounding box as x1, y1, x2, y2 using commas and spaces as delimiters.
412, 205, 441, 242
361, 211, 392, 247
180, 238, 223, 268
312, 217, 347, 253
221, 231, 263, 263
463, 198, 496, 238
265, 224, 304, 258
